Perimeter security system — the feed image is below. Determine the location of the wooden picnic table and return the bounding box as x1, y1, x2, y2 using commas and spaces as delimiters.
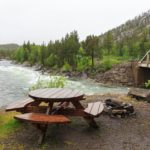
28, 88, 98, 127
6, 88, 104, 144
27, 88, 99, 144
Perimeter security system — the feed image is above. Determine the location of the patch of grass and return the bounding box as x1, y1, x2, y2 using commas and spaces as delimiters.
64, 140, 76, 146
0, 144, 5, 150
0, 111, 21, 138
0, 144, 24, 150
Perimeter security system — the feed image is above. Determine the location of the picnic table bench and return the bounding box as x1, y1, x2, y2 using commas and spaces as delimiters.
14, 113, 70, 124
15, 113, 71, 144
128, 88, 150, 102
6, 98, 35, 113
84, 101, 104, 117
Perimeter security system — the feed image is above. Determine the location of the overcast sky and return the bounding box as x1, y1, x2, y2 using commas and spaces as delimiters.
0, 0, 150, 45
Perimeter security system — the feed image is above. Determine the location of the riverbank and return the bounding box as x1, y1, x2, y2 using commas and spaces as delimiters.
21, 60, 136, 87
0, 93, 150, 150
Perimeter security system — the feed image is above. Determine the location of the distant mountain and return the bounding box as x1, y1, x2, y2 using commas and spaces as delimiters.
0, 44, 19, 51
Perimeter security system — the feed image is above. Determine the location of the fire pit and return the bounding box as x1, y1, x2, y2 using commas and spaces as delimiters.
104, 99, 136, 118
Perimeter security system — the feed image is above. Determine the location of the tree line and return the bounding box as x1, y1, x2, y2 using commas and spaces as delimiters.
11, 28, 150, 72
12, 31, 102, 72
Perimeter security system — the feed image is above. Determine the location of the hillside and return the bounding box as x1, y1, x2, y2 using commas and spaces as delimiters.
105, 10, 150, 40
98, 10, 150, 58
0, 44, 19, 58
0, 43, 19, 51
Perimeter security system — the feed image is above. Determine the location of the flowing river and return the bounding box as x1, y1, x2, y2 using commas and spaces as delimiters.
0, 60, 129, 107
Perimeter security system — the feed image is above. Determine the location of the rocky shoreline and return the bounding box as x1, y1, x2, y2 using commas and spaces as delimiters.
93, 62, 135, 86
21, 61, 135, 87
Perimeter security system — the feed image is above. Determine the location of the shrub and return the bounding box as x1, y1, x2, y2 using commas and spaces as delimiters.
76, 56, 91, 72
29, 76, 66, 90
99, 56, 121, 71
145, 80, 150, 89
62, 62, 72, 72
44, 54, 57, 67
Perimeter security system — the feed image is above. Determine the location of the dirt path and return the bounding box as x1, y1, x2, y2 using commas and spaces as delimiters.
0, 94, 150, 150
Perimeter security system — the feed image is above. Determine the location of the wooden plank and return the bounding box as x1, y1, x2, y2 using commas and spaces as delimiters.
139, 50, 150, 68
48, 88, 83, 99
128, 88, 150, 98
50, 89, 81, 99
43, 88, 62, 98
65, 89, 84, 101
139, 63, 150, 68
6, 98, 34, 111
69, 89, 83, 98
56, 89, 74, 98
57, 89, 75, 98
139, 50, 150, 63
90, 102, 101, 116
46, 103, 52, 114
40, 88, 57, 98
146, 53, 150, 66
84, 103, 94, 114
36, 88, 57, 98
84, 102, 104, 116
14, 113, 71, 124
97, 102, 104, 115
51, 88, 69, 98
29, 88, 57, 99
29, 88, 84, 102
31, 88, 48, 97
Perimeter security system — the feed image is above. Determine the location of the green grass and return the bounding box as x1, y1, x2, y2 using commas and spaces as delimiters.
0, 111, 21, 138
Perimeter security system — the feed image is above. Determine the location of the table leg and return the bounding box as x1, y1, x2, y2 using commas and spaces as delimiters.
46, 102, 54, 114
38, 102, 54, 144
71, 101, 99, 128
37, 125, 47, 145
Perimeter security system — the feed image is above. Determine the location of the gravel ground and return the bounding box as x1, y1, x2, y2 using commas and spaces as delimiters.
0, 94, 150, 150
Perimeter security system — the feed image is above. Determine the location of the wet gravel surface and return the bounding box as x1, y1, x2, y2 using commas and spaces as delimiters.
0, 94, 150, 150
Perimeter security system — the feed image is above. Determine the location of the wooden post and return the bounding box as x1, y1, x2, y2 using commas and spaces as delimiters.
38, 102, 53, 145
71, 101, 99, 128
147, 53, 150, 67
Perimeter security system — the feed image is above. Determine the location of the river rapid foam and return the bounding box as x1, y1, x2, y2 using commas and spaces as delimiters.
0, 60, 128, 107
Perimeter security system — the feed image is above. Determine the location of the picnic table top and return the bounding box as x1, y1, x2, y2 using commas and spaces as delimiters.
28, 88, 84, 102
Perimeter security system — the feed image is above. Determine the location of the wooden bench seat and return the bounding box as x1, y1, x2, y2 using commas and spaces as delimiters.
128, 88, 150, 102
6, 98, 34, 112
84, 101, 104, 117
14, 113, 71, 124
